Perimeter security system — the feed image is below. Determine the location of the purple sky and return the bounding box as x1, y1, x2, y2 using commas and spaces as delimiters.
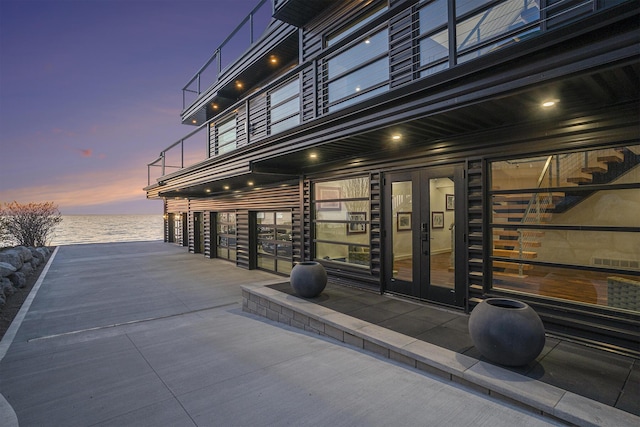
0, 0, 264, 214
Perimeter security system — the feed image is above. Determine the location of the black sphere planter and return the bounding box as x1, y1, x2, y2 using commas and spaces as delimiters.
289, 261, 327, 298
468, 298, 545, 366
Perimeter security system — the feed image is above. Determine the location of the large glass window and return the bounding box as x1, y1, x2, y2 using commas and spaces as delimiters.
418, 0, 450, 77
325, 28, 389, 112
313, 177, 371, 268
269, 78, 300, 135
208, 116, 238, 157
217, 117, 237, 155
216, 212, 237, 261
489, 145, 640, 314
456, 0, 540, 62
256, 211, 293, 275
326, 3, 388, 47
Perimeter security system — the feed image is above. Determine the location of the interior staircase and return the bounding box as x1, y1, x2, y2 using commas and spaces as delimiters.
492, 146, 638, 278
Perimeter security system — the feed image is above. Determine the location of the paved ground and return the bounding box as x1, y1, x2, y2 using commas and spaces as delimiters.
0, 242, 564, 426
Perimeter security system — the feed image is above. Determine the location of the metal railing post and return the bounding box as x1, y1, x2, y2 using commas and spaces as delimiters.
250, 12, 254, 43
161, 152, 166, 177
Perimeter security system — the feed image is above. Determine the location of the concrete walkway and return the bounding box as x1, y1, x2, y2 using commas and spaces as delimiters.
0, 242, 565, 426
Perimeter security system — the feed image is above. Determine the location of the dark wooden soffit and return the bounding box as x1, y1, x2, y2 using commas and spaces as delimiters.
156, 172, 298, 199
252, 60, 640, 175
273, 0, 337, 27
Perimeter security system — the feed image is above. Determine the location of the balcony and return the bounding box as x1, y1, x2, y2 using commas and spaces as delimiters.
181, 0, 298, 126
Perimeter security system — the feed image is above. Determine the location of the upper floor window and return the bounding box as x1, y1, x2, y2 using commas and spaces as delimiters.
269, 78, 300, 135
326, 3, 388, 47
325, 29, 389, 112
456, 0, 540, 62
418, 0, 450, 77
213, 116, 236, 156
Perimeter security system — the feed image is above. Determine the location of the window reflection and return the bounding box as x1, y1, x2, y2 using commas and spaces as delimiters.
490, 145, 640, 314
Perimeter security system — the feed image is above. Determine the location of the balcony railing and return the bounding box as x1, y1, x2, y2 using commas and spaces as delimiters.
147, 122, 211, 186
182, 0, 273, 110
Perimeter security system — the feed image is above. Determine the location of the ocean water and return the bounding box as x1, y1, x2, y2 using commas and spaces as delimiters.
49, 215, 164, 246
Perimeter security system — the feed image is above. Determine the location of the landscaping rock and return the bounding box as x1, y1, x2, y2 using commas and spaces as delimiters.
0, 250, 22, 271
8, 272, 26, 288
30, 247, 45, 264
1, 278, 15, 297
37, 247, 50, 257
19, 262, 34, 277
0, 262, 17, 278
16, 246, 33, 263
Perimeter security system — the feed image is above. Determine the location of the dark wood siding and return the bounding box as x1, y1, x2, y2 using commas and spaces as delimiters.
235, 104, 248, 150
172, 183, 302, 269
249, 93, 268, 142
466, 158, 485, 305
389, 6, 413, 88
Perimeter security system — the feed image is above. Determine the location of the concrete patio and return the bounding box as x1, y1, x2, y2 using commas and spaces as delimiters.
0, 241, 637, 426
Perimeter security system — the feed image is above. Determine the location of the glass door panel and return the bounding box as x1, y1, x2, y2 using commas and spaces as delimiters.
384, 165, 464, 306
392, 180, 413, 282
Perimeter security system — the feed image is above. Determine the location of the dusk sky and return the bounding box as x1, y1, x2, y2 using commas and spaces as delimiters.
1, 0, 263, 214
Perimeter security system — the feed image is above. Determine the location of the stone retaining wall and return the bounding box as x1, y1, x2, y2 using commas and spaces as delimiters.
0, 246, 51, 306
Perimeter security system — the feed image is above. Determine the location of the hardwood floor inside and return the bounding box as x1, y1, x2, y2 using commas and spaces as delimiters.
393, 253, 638, 312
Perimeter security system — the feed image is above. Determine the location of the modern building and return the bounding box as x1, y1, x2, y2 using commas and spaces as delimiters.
145, 0, 639, 354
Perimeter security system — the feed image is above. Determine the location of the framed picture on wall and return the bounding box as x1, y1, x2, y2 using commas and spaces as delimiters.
432, 211, 444, 229
446, 194, 455, 210
347, 212, 367, 234
397, 212, 412, 231
317, 187, 341, 211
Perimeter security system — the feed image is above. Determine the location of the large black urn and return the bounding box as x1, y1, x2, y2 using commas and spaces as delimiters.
289, 261, 327, 298
468, 298, 545, 366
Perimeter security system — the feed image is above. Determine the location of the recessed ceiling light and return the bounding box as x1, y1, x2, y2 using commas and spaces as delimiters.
309, 153, 317, 159
192, 119, 197, 124
205, 189, 211, 193
235, 81, 243, 89
392, 134, 402, 141
270, 56, 277, 64
542, 100, 557, 108
248, 181, 254, 186
223, 185, 230, 190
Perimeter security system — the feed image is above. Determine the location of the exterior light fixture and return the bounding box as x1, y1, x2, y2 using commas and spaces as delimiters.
309, 153, 317, 159
248, 181, 254, 186
223, 185, 230, 190
392, 134, 402, 141
270, 56, 277, 64
542, 100, 558, 108
212, 104, 219, 110
192, 119, 197, 124
205, 189, 211, 193
235, 81, 243, 89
